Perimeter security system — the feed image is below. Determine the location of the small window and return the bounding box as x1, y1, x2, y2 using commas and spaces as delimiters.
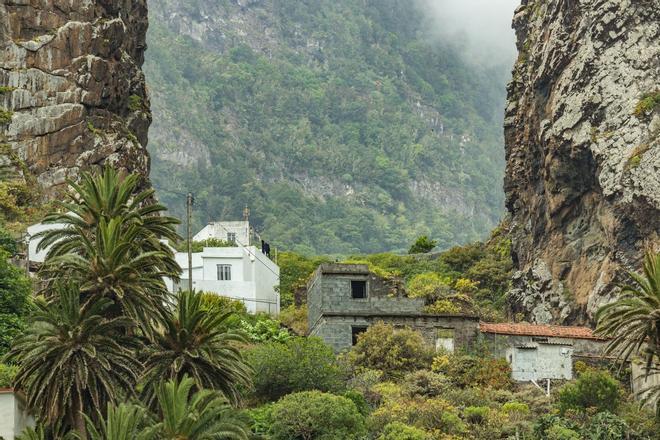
435, 328, 455, 353
351, 326, 368, 345
217, 264, 232, 280
351, 280, 367, 299
532, 337, 549, 343
227, 232, 237, 243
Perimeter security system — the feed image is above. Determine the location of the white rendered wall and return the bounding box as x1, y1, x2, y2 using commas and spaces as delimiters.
507, 344, 573, 381
168, 246, 279, 314
0, 391, 34, 439
26, 222, 67, 263
193, 221, 250, 245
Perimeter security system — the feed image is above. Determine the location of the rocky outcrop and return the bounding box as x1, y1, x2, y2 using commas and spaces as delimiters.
0, 0, 152, 195
504, 0, 660, 324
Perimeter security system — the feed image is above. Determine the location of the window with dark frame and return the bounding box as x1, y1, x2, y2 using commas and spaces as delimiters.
351, 326, 368, 345
217, 264, 232, 281
227, 232, 237, 243
351, 280, 367, 299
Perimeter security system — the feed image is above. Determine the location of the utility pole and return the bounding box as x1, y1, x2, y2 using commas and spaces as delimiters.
187, 192, 194, 293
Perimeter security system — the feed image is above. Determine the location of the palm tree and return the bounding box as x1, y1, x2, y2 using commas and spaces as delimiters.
41, 217, 175, 332
141, 290, 252, 407
150, 376, 250, 440
36, 166, 180, 264
34, 166, 181, 329
6, 284, 141, 439
596, 251, 660, 406
84, 403, 155, 440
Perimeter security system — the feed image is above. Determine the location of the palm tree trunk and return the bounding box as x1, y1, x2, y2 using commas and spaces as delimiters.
74, 393, 87, 440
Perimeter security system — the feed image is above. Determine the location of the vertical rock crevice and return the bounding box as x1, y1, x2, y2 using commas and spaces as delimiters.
0, 0, 152, 194
505, 0, 660, 324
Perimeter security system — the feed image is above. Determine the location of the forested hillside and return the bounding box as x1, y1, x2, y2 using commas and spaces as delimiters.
145, 0, 511, 254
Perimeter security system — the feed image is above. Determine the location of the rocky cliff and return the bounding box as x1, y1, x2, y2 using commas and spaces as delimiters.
0, 0, 152, 195
504, 0, 660, 324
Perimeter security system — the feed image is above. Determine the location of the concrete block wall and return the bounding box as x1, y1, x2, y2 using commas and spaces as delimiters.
313, 314, 480, 353
307, 263, 424, 328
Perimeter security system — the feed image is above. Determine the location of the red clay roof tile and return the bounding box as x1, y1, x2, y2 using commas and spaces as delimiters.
480, 322, 608, 340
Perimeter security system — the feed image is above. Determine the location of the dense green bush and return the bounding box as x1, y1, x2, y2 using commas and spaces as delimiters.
557, 370, 621, 415
432, 353, 512, 389
400, 370, 450, 398
268, 391, 367, 440
378, 422, 427, 440
249, 337, 345, 401
408, 236, 437, 254
0, 363, 17, 388
533, 415, 580, 440
348, 322, 433, 378
582, 411, 629, 440
0, 249, 32, 357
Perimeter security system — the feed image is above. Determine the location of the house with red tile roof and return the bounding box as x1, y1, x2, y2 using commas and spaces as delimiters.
479, 322, 609, 382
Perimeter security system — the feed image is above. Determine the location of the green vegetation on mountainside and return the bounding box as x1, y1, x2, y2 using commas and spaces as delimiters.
145, 0, 509, 254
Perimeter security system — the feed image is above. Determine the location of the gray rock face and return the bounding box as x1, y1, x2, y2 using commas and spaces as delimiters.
504, 0, 660, 324
0, 0, 152, 195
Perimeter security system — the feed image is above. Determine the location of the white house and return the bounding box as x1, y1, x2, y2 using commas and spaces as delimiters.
26, 222, 67, 264
168, 221, 280, 315
193, 221, 251, 245
0, 389, 34, 439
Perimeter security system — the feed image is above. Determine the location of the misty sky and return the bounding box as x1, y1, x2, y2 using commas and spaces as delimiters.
421, 0, 521, 65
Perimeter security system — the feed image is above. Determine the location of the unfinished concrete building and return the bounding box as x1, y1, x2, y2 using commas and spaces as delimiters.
307, 263, 479, 352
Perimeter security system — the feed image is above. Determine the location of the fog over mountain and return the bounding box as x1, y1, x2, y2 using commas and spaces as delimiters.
420, 0, 520, 65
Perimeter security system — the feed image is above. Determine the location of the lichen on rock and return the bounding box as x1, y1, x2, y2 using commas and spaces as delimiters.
504, 0, 660, 324
0, 0, 152, 195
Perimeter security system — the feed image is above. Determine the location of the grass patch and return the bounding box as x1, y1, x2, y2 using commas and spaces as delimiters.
128, 94, 144, 112
625, 143, 651, 170
633, 91, 660, 118
0, 110, 13, 125
0, 86, 16, 95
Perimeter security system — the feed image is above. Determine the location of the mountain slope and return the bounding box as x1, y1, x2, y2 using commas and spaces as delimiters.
145, 0, 510, 254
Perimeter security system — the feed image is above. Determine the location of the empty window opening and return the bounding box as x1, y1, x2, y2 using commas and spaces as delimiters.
351, 280, 367, 299
352, 326, 368, 345
435, 328, 455, 353
217, 264, 232, 280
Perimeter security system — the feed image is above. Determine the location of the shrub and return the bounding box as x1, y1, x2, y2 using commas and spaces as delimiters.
279, 304, 308, 335
249, 336, 345, 401
343, 390, 370, 417
348, 322, 433, 378
582, 411, 629, 440
240, 316, 291, 343
368, 396, 465, 436
269, 391, 366, 440
408, 236, 437, 254
378, 422, 427, 440
533, 415, 580, 440
400, 370, 450, 398
557, 370, 621, 415
463, 406, 489, 424
0, 363, 17, 388
406, 272, 451, 300
246, 403, 274, 437
432, 354, 512, 389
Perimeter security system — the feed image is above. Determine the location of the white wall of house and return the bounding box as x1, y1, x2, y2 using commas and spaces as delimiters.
506, 343, 573, 381
26, 222, 67, 263
194, 221, 250, 245
0, 390, 34, 439
169, 246, 280, 315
